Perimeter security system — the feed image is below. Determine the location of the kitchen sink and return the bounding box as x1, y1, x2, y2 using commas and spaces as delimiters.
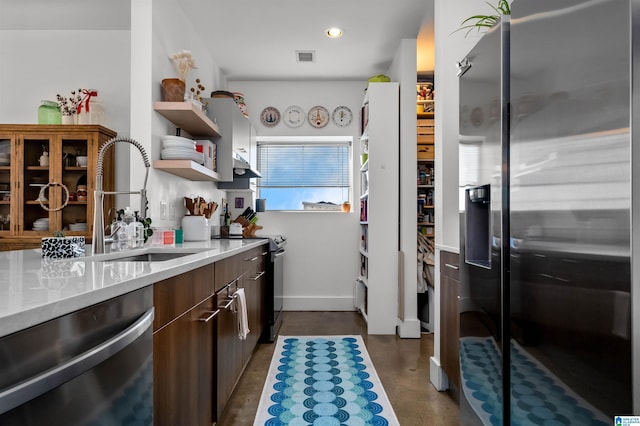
82, 250, 209, 262
101, 252, 196, 262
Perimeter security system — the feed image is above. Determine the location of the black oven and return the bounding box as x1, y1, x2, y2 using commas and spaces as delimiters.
262, 235, 286, 343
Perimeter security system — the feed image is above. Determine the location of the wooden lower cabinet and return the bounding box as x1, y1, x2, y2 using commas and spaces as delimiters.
153, 264, 216, 426
216, 244, 268, 422
152, 244, 268, 425
440, 251, 460, 387
241, 246, 267, 365
216, 281, 243, 421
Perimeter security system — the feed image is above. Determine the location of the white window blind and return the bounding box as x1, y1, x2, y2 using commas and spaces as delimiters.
256, 138, 352, 211
258, 143, 350, 188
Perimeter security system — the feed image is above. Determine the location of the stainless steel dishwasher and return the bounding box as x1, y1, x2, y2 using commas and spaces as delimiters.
0, 286, 154, 425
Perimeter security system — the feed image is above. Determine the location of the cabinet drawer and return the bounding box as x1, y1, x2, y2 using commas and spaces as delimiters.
417, 119, 434, 135
417, 143, 434, 160
215, 255, 243, 292
417, 118, 434, 128
440, 251, 459, 280
242, 245, 268, 275
153, 263, 216, 331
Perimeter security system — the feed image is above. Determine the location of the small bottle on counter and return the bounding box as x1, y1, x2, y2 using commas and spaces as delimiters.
224, 204, 231, 226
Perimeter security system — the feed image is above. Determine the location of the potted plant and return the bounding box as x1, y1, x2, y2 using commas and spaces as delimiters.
455, 0, 511, 37
56, 89, 83, 124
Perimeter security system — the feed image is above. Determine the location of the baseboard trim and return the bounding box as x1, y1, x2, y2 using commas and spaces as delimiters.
429, 356, 450, 391
283, 296, 356, 311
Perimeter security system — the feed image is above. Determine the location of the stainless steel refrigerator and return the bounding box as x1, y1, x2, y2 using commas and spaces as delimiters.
458, 1, 634, 424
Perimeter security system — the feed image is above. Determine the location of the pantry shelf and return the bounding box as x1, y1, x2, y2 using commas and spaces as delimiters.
153, 160, 221, 181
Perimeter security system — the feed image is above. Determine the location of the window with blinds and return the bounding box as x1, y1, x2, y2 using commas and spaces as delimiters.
256, 138, 352, 211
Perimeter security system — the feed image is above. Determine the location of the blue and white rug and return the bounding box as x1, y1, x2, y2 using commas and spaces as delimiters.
254, 336, 400, 426
459, 336, 610, 426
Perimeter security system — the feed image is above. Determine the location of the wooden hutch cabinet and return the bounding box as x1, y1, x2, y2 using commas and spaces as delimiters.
0, 125, 115, 251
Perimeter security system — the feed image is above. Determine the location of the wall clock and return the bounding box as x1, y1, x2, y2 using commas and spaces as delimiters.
308, 105, 329, 128
332, 106, 353, 127
283, 105, 305, 128
260, 106, 281, 127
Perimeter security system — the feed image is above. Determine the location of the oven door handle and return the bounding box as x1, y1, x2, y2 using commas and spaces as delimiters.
0, 307, 155, 415
274, 250, 286, 258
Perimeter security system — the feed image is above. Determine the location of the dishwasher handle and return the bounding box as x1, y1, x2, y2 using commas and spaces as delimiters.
0, 307, 155, 415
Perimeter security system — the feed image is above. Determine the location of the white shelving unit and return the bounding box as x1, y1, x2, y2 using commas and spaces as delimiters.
356, 82, 399, 335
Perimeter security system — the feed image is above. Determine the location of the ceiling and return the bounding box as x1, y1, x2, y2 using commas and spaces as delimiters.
177, 0, 435, 81
1, 0, 434, 82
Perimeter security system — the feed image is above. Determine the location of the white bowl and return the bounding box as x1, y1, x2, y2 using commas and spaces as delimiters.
76, 156, 88, 167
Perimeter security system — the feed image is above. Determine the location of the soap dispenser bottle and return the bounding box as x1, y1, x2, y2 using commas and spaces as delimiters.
111, 210, 127, 251
122, 207, 137, 249
131, 211, 144, 249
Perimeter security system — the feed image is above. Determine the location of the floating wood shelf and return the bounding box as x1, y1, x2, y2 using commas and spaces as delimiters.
153, 102, 222, 138
154, 160, 221, 181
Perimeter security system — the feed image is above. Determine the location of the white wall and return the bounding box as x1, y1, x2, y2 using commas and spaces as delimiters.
227, 81, 365, 311
0, 30, 131, 133
127, 0, 228, 230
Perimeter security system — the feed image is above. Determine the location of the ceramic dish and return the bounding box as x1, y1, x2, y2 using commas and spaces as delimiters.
283, 105, 305, 128
162, 139, 196, 149
260, 107, 281, 127
308, 106, 330, 128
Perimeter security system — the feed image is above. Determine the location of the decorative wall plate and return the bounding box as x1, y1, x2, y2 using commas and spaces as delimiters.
283, 105, 305, 128
260, 106, 281, 127
332, 106, 353, 127
308, 105, 330, 128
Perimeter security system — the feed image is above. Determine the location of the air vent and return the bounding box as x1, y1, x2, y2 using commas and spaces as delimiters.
296, 50, 315, 62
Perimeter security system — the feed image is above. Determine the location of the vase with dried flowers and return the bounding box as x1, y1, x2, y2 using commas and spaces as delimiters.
56, 90, 82, 124
187, 78, 209, 111
162, 50, 198, 102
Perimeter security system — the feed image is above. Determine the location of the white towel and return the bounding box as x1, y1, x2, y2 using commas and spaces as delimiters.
235, 288, 250, 340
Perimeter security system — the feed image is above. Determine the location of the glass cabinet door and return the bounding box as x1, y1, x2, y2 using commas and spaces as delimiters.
0, 134, 11, 236
21, 134, 53, 234
60, 135, 92, 235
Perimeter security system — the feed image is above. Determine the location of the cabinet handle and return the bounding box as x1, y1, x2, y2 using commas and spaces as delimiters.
250, 271, 266, 281
199, 309, 220, 322
219, 297, 236, 310
444, 263, 459, 270
261, 251, 268, 256
245, 256, 259, 262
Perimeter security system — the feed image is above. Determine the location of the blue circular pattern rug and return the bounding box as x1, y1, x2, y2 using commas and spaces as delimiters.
254, 336, 399, 426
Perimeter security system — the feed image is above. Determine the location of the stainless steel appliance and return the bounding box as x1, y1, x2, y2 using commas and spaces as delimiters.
458, 1, 634, 424
0, 287, 154, 425
262, 235, 286, 342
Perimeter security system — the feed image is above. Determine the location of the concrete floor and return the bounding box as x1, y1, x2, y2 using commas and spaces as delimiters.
218, 311, 460, 426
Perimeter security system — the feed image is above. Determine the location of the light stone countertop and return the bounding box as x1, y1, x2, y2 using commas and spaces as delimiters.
0, 239, 269, 339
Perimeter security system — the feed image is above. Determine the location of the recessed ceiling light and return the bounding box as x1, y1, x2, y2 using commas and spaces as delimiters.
326, 27, 344, 38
